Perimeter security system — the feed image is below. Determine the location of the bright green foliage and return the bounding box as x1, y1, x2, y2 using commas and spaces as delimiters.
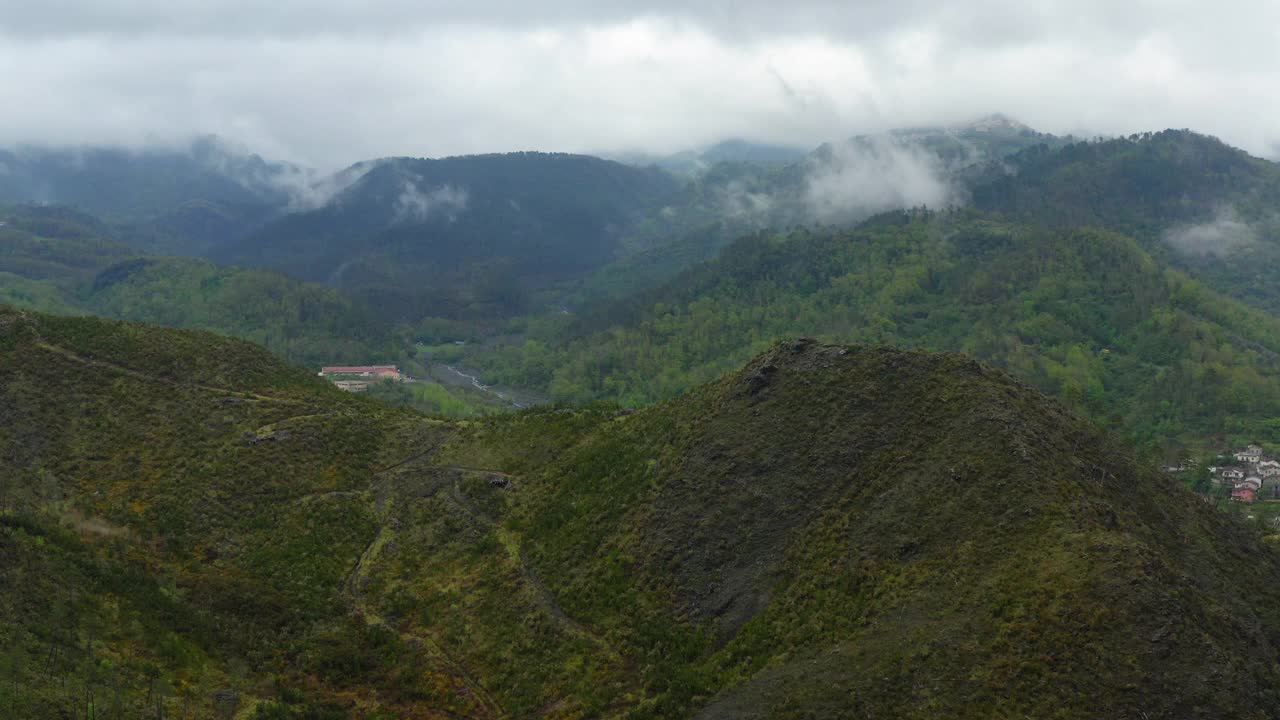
470, 210, 1280, 453
0, 204, 398, 367
364, 379, 493, 418
970, 130, 1280, 315
81, 256, 396, 367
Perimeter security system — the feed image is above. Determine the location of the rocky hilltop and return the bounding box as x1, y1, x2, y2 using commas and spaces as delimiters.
4, 308, 1280, 718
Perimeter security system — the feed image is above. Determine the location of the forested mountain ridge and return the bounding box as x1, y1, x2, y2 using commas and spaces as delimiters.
471, 209, 1280, 453
970, 128, 1280, 233
0, 204, 397, 366
215, 152, 682, 322
968, 129, 1280, 315
570, 114, 1070, 304
608, 138, 810, 176
81, 256, 397, 366
6, 307, 1280, 718
0, 205, 135, 312
0, 139, 299, 255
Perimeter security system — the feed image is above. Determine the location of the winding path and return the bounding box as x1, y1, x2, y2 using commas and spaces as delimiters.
34, 341, 309, 404
340, 453, 623, 717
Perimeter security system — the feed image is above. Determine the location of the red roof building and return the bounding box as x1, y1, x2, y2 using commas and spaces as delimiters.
1231, 487, 1258, 503
319, 365, 402, 380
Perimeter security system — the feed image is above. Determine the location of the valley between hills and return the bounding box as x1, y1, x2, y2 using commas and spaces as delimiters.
7, 117, 1280, 719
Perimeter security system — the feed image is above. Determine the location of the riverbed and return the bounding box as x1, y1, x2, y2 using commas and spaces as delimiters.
429, 363, 547, 410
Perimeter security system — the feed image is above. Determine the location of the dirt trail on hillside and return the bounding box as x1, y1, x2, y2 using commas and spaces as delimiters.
341, 453, 623, 715
341, 503, 507, 719
35, 341, 309, 404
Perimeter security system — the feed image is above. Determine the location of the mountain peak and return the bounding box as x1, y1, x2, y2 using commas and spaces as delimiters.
959, 113, 1033, 133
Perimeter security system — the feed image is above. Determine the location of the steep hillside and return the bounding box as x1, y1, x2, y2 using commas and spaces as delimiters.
6, 309, 1280, 718
970, 129, 1280, 234
0, 205, 134, 284
573, 116, 1067, 305
217, 153, 681, 321
82, 257, 396, 367
970, 130, 1280, 314
0, 308, 410, 718
0, 139, 294, 255
0, 205, 397, 366
471, 210, 1280, 452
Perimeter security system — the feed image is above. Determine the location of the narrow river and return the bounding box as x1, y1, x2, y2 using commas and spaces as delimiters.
431, 363, 544, 410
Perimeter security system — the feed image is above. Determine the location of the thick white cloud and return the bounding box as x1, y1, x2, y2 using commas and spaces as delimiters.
0, 1, 1277, 167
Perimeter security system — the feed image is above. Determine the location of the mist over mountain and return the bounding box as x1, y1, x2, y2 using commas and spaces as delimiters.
213, 152, 680, 321
10, 3, 1280, 718
609, 138, 811, 176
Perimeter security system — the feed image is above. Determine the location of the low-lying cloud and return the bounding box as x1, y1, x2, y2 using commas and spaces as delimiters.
276, 162, 381, 210
716, 179, 777, 224
394, 182, 468, 223
189, 138, 380, 209
2, 3, 1280, 167
804, 136, 956, 223
1162, 207, 1257, 257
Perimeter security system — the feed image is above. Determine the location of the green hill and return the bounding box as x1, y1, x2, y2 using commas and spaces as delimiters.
0, 205, 133, 281
469, 210, 1280, 453
6, 307, 1280, 718
216, 153, 681, 322
0, 205, 398, 367
970, 130, 1280, 314
0, 205, 135, 313
970, 129, 1280, 235
82, 256, 396, 367
0, 139, 294, 255
571, 116, 1069, 306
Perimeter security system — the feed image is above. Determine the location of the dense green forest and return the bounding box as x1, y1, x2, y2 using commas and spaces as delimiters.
467, 210, 1280, 453
0, 204, 399, 367
10, 127, 1280, 443
0, 139, 294, 255
0, 205, 134, 284
570, 115, 1068, 304
6, 307, 1280, 718
969, 130, 1280, 313
970, 129, 1280, 234
216, 153, 681, 322
82, 257, 397, 367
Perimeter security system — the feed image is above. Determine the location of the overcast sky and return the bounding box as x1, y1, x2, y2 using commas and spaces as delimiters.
2, 0, 1278, 168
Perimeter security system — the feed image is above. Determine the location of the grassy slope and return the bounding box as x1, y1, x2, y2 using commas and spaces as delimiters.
0, 308, 428, 717
7, 307, 1280, 718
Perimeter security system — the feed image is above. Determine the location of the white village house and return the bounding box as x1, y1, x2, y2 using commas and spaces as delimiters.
1235, 445, 1264, 464
1239, 476, 1264, 491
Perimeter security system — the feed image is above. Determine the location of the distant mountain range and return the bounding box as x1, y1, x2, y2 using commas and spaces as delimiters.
0, 204, 394, 366
607, 138, 811, 175
13, 116, 1280, 717
212, 152, 680, 321
5, 117, 1280, 405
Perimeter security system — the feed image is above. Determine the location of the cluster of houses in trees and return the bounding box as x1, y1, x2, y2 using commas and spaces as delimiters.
1212, 445, 1280, 502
